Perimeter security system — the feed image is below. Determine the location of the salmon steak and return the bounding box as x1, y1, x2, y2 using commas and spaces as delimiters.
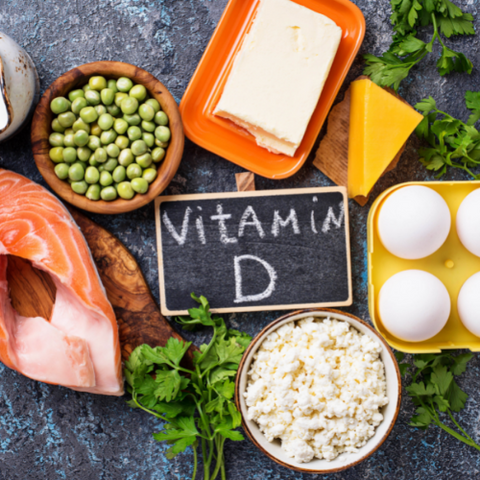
0, 169, 123, 396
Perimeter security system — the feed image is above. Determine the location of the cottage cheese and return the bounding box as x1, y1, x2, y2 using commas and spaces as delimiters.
244, 317, 388, 463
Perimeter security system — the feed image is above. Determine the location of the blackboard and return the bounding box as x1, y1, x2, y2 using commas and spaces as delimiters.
155, 188, 352, 314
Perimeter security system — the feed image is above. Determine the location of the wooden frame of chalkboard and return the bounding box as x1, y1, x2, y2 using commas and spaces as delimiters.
155, 187, 352, 315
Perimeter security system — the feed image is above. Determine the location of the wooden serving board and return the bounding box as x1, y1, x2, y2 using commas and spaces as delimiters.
7, 208, 194, 363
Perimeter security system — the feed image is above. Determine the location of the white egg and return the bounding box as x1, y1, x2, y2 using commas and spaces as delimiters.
458, 272, 480, 337
456, 189, 480, 257
378, 186, 451, 259
379, 270, 450, 342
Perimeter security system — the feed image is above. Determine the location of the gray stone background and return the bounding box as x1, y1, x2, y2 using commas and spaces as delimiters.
1, 0, 480, 478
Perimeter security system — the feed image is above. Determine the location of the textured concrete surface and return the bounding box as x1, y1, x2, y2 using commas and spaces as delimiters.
1, 0, 480, 478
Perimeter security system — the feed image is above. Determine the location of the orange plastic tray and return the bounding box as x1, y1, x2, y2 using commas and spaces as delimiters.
179, 0, 365, 179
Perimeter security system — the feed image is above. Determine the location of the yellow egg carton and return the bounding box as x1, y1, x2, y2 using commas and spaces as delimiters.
368, 180, 480, 353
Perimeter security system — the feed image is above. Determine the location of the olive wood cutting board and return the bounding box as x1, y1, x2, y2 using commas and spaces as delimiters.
7, 208, 195, 364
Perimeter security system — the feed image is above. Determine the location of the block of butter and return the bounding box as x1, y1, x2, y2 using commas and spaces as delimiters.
214, 0, 342, 157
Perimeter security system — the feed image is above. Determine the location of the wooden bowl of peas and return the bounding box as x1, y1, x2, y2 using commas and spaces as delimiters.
31, 61, 184, 214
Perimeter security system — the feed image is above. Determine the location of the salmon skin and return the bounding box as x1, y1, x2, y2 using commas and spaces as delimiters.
0, 169, 123, 396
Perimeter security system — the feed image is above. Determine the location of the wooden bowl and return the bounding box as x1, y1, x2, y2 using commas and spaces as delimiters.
235, 308, 402, 474
31, 61, 184, 214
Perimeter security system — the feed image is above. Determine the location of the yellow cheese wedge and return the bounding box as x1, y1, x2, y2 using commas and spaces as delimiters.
347, 79, 423, 198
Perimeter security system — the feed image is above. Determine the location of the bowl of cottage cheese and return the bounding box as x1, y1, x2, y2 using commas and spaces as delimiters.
235, 309, 401, 473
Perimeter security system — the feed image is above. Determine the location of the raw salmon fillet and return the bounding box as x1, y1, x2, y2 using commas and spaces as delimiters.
0, 169, 123, 396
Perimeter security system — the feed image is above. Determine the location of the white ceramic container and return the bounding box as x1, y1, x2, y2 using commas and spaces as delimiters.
236, 309, 401, 474
0, 32, 39, 142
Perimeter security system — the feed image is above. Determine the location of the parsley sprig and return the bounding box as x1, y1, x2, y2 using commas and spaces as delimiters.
125, 294, 252, 480
415, 92, 480, 178
364, 0, 474, 91
396, 351, 480, 451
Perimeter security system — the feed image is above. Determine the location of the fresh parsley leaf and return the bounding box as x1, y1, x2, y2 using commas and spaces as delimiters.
126, 294, 251, 480
364, 0, 475, 90
398, 351, 480, 451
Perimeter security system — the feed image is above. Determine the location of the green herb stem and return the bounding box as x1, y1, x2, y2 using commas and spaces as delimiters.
191, 442, 198, 480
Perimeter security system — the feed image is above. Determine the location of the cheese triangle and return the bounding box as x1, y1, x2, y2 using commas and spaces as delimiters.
347, 79, 423, 198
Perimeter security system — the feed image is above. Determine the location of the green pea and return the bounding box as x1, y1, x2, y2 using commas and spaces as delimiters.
100, 129, 117, 145
113, 118, 129, 135
98, 113, 114, 131
100, 88, 115, 106
141, 120, 155, 133
138, 103, 155, 121
155, 138, 169, 148
64, 128, 75, 136
126, 163, 142, 179
90, 122, 102, 136
77, 147, 92, 162
88, 135, 101, 151
148, 162, 157, 171
99, 170, 113, 186
54, 163, 70, 180
68, 89, 85, 102
123, 113, 141, 126
145, 98, 160, 113
121, 97, 139, 115
117, 181, 135, 200
143, 168, 157, 184
52, 118, 66, 133
115, 135, 129, 150
117, 77, 133, 93
127, 126, 142, 141
89, 76, 107, 91
51, 97, 71, 115
131, 139, 147, 156
107, 79, 118, 93
152, 147, 165, 163
83, 84, 92, 92
64, 134, 76, 148
154, 111, 169, 126
86, 184, 101, 201
118, 149, 134, 167
74, 130, 89, 147
58, 111, 76, 128
142, 132, 155, 148
80, 106, 98, 124
85, 90, 101, 106
95, 105, 107, 117
130, 84, 147, 101
49, 147, 64, 163
71, 180, 88, 195
107, 104, 121, 116
101, 186, 118, 201
84, 166, 100, 184
112, 165, 126, 183
68, 163, 85, 181
115, 92, 128, 107
89, 155, 99, 167
104, 158, 118, 172
78, 160, 89, 171
49, 133, 65, 147
95, 148, 107, 163
113, 182, 120, 191
106, 143, 120, 158
131, 177, 149, 194
72, 118, 90, 134
155, 126, 171, 143
136, 152, 152, 169
98, 165, 105, 172
71, 97, 88, 115
63, 147, 77, 163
